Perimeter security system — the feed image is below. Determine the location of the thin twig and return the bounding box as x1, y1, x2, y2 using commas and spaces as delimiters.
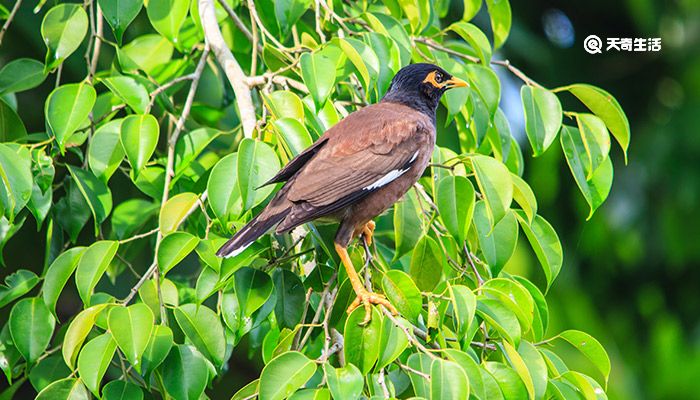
382, 308, 438, 359
0, 0, 23, 46
118, 227, 159, 244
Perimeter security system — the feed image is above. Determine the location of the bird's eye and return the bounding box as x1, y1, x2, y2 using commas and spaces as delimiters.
434, 72, 444, 83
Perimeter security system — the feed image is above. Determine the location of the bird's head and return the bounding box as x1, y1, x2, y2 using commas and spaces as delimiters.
382, 63, 468, 117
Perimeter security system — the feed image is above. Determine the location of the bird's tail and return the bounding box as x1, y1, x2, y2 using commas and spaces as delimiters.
216, 209, 290, 258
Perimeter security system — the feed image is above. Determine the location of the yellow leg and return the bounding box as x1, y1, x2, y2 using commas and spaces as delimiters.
335, 242, 398, 325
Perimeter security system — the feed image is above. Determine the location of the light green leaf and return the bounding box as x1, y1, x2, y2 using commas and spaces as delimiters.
88, 119, 126, 182
120, 114, 159, 177
474, 203, 518, 276
0, 269, 39, 309
324, 363, 363, 400
66, 166, 113, 235
0, 58, 47, 94
337, 38, 379, 92
160, 345, 208, 400
466, 64, 500, 117
118, 34, 174, 74
45, 83, 96, 152
102, 380, 144, 400
146, 0, 190, 43
376, 315, 409, 370
77, 333, 116, 397
476, 297, 521, 346
207, 153, 242, 221
448, 284, 476, 337
158, 232, 199, 275
0, 144, 32, 222
159, 192, 199, 234
500, 341, 535, 400
471, 155, 513, 227
483, 278, 534, 336
237, 138, 280, 210
431, 358, 470, 400
62, 304, 109, 369
406, 353, 432, 398
510, 173, 537, 223
75, 240, 119, 306
111, 199, 158, 239
274, 0, 312, 36
437, 175, 475, 244
235, 267, 273, 317
35, 378, 90, 400
514, 211, 563, 289
463, 0, 482, 20
0, 99, 27, 142
560, 126, 614, 219
409, 235, 443, 291
344, 307, 381, 374
259, 351, 317, 400
521, 85, 562, 156
266, 90, 305, 120
102, 76, 149, 114
41, 4, 88, 70
484, 361, 528, 399
518, 341, 548, 399
174, 303, 226, 367
558, 330, 611, 386
98, 0, 143, 44
141, 324, 173, 375
9, 298, 55, 364
513, 276, 548, 342
274, 118, 313, 157
560, 84, 630, 162
174, 127, 220, 176
381, 269, 422, 323
485, 0, 511, 48
443, 349, 485, 399
300, 51, 337, 108
393, 189, 422, 260
108, 303, 154, 372
575, 113, 611, 178
449, 22, 492, 65
43, 247, 86, 318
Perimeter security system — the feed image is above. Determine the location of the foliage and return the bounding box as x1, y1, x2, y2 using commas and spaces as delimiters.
0, 0, 630, 398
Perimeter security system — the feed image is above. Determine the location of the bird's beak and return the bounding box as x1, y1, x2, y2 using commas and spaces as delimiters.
444, 77, 469, 89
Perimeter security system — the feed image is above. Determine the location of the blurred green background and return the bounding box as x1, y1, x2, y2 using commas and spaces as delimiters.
1, 0, 699, 399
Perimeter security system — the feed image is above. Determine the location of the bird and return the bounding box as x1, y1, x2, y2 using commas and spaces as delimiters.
217, 63, 468, 324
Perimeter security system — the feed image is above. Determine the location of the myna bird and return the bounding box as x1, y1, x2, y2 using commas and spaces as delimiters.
217, 63, 468, 323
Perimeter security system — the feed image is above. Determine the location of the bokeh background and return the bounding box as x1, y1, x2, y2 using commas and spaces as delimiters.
1, 0, 699, 399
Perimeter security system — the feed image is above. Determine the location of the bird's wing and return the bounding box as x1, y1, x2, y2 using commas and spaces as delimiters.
258, 137, 329, 187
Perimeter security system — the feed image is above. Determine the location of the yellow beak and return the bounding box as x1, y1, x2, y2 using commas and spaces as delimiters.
445, 77, 469, 88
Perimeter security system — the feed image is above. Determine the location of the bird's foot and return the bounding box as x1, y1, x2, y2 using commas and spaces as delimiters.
361, 221, 376, 246
347, 289, 398, 325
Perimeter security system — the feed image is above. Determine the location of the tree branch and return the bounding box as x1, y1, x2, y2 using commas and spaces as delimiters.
0, 0, 22, 46
199, 0, 257, 137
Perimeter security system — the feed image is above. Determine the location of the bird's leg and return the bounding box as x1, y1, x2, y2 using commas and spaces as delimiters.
361, 220, 376, 246
335, 242, 398, 325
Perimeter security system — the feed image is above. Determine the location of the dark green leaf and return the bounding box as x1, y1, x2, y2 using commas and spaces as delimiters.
273, 269, 305, 329
235, 267, 273, 317
174, 303, 226, 367
376, 315, 409, 370
160, 345, 208, 400
141, 324, 173, 375
66, 166, 113, 235
102, 380, 144, 400
393, 189, 422, 260
0, 99, 27, 142
0, 269, 39, 309
473, 203, 518, 276
409, 235, 443, 291
0, 58, 47, 94
98, 0, 143, 44
381, 269, 422, 323
323, 363, 363, 400
344, 307, 381, 374
43, 247, 85, 318
521, 85, 562, 156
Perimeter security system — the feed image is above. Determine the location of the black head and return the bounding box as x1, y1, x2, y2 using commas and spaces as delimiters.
382, 63, 468, 119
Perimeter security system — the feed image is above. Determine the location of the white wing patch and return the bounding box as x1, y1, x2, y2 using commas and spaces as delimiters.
363, 151, 420, 191
223, 241, 251, 258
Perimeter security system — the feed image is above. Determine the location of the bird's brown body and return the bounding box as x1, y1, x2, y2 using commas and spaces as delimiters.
217, 63, 467, 323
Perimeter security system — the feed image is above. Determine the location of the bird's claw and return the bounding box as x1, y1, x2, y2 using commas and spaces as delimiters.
347, 289, 398, 325
361, 221, 376, 246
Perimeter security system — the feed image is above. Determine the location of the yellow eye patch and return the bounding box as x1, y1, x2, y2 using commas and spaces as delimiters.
423, 70, 446, 88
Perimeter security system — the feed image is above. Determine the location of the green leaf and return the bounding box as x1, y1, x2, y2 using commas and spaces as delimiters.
560, 83, 630, 162
437, 175, 475, 244
393, 189, 422, 260
259, 351, 317, 400
513, 276, 548, 342
575, 113, 611, 179
0, 144, 32, 222
174, 303, 226, 367
0, 99, 27, 142
75, 240, 119, 306
274, 0, 312, 36
443, 349, 485, 399
231, 380, 259, 400
174, 127, 220, 176
102, 76, 149, 114
237, 138, 280, 210
29, 355, 71, 393
521, 85, 562, 156
300, 51, 337, 109
141, 324, 174, 375
409, 235, 443, 291
62, 304, 109, 369
431, 358, 470, 400
0, 58, 47, 94
45, 83, 96, 152
0, 269, 39, 309
484, 0, 511, 48
41, 4, 88, 70
406, 353, 432, 398
266, 90, 305, 120
517, 341, 548, 399
9, 297, 55, 364
473, 203, 518, 276
514, 211, 563, 289
118, 34, 174, 74
158, 232, 199, 275
111, 199, 158, 239
449, 22, 492, 65
160, 345, 208, 400
398, 0, 430, 32
484, 361, 528, 399
500, 341, 535, 400
102, 381, 144, 400
558, 330, 611, 386
35, 378, 90, 400
43, 247, 86, 318
381, 269, 422, 323
66, 166, 113, 235
207, 153, 242, 221
343, 307, 381, 374
466, 65, 500, 117
235, 267, 274, 317
560, 126, 614, 219
120, 114, 159, 177
337, 38, 379, 93
324, 363, 363, 400
476, 297, 521, 346
510, 174, 537, 223
471, 155, 513, 227
108, 304, 154, 372
448, 284, 476, 338
88, 119, 126, 182
159, 192, 199, 234
98, 0, 143, 44
376, 315, 409, 370
274, 118, 313, 157
463, 0, 482, 20
146, 0, 190, 43
77, 333, 116, 396
273, 269, 305, 329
